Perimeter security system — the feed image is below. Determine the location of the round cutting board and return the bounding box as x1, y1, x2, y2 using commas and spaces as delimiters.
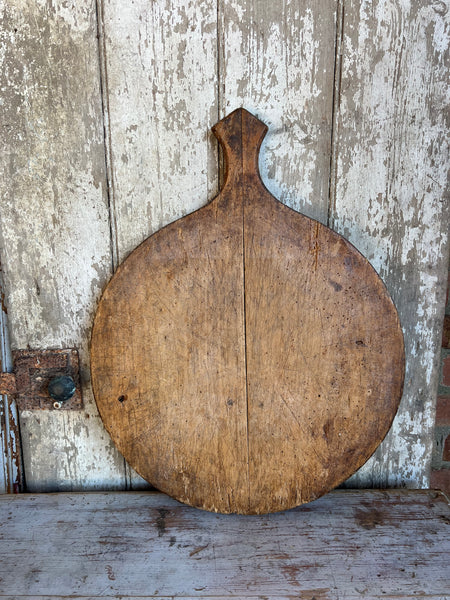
91, 108, 404, 514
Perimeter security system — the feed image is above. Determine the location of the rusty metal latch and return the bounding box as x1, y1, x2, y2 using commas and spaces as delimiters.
0, 349, 83, 410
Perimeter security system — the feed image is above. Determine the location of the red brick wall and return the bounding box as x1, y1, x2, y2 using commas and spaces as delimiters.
431, 268, 450, 494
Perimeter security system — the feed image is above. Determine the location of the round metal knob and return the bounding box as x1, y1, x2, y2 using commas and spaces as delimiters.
48, 376, 76, 403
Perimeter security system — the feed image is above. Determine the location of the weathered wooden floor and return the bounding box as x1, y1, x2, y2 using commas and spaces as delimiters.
0, 490, 448, 599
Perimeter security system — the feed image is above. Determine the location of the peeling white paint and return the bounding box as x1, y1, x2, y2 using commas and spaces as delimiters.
336, 0, 449, 488
0, 0, 126, 491
100, 0, 219, 264
220, 0, 336, 223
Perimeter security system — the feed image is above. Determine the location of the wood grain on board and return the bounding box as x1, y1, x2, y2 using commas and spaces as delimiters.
0, 0, 126, 490
333, 0, 450, 488
92, 118, 248, 511
0, 490, 448, 598
91, 109, 404, 514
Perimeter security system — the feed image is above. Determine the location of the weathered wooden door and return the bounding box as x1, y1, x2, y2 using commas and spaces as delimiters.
0, 0, 448, 493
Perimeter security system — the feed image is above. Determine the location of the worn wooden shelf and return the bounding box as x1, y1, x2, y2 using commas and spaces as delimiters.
0, 489, 448, 599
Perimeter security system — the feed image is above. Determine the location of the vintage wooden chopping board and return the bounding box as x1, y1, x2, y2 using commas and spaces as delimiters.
91, 108, 405, 514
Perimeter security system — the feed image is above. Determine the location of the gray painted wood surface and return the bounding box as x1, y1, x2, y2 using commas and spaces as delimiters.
0, 490, 448, 598
0, 0, 448, 492
98, 0, 220, 266
334, 0, 450, 488
0, 0, 126, 490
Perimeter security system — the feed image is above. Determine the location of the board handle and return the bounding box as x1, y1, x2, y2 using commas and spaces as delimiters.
212, 108, 268, 190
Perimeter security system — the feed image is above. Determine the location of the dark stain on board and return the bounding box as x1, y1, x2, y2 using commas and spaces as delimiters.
155, 508, 170, 537
329, 279, 343, 292
354, 508, 386, 530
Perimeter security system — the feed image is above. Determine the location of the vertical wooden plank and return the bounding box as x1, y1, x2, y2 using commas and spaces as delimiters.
99, 0, 218, 487
99, 0, 219, 265
219, 0, 337, 223
0, 265, 22, 493
333, 0, 450, 487
0, 0, 126, 490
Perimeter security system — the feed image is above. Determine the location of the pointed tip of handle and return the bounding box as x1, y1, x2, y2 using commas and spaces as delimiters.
213, 106, 265, 126
212, 108, 268, 141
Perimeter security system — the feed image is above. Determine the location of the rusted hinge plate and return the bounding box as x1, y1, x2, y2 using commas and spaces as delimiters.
0, 348, 83, 410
